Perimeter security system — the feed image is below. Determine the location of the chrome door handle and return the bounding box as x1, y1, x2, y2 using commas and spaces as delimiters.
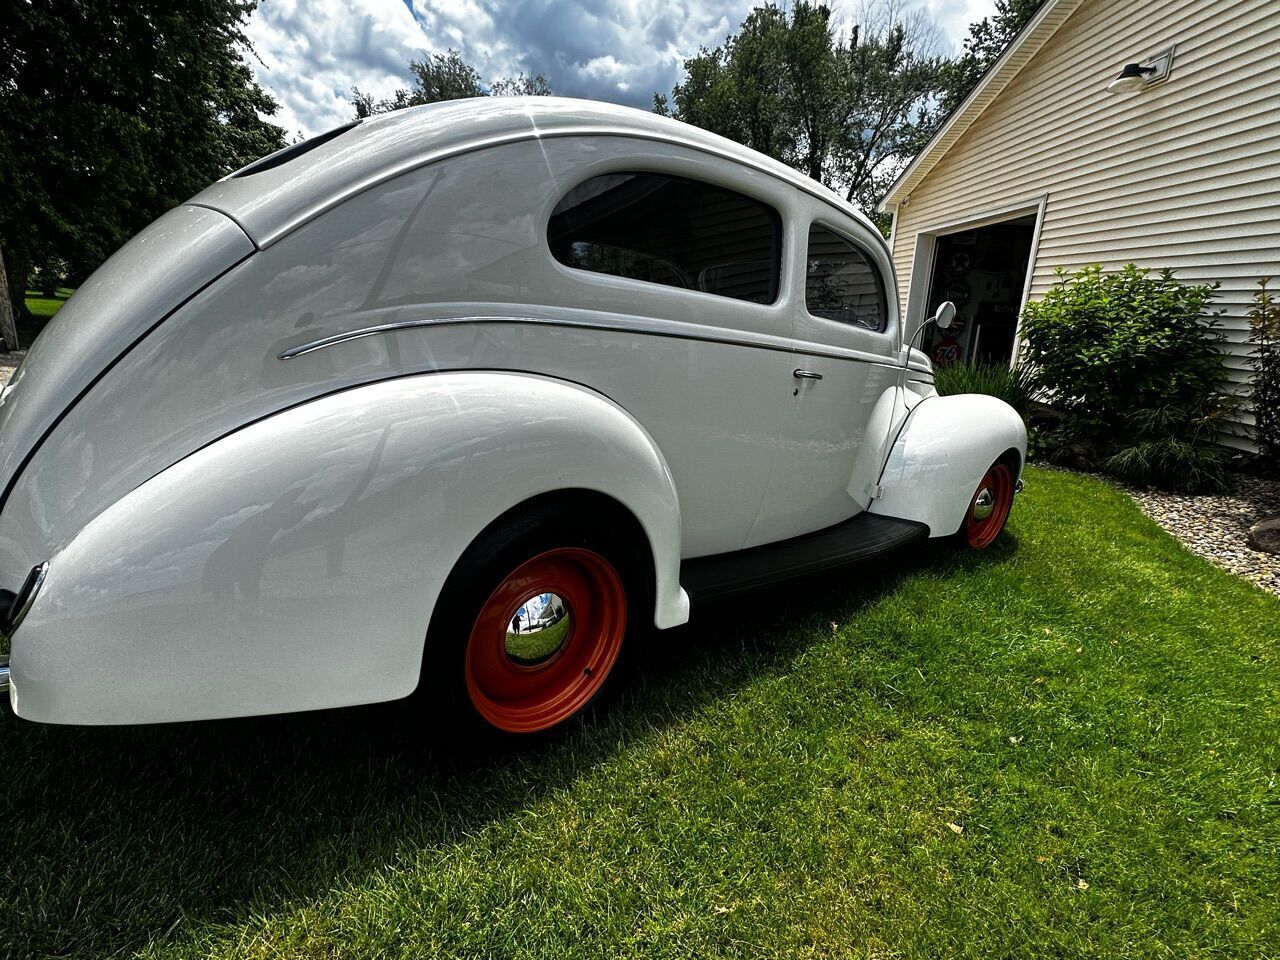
793, 369, 823, 381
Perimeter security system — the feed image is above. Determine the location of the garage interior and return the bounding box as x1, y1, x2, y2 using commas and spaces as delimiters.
920, 216, 1036, 367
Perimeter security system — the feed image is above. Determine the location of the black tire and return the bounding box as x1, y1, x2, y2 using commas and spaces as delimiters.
416, 497, 649, 751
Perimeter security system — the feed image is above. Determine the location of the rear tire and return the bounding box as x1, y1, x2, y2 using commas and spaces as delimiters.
419, 500, 646, 747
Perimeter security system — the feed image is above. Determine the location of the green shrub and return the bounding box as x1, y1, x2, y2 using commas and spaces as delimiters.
1247, 278, 1280, 470
1020, 264, 1234, 491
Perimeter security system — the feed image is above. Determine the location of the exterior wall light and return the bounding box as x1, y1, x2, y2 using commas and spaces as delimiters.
1107, 47, 1175, 94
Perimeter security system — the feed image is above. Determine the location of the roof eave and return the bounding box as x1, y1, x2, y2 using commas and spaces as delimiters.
879, 0, 1083, 213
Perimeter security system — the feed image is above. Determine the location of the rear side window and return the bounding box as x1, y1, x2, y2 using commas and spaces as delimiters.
548, 173, 781, 304
805, 222, 886, 332
230, 121, 361, 178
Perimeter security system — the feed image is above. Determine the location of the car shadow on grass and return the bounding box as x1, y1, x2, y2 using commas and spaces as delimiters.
0, 537, 1014, 957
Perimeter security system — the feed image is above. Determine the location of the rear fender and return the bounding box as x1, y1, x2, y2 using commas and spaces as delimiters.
8, 372, 687, 724
869, 394, 1026, 537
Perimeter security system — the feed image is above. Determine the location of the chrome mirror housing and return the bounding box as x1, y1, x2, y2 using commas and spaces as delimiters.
909, 300, 958, 350
933, 300, 957, 331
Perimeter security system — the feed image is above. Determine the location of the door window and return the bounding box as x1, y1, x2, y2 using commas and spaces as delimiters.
548, 173, 781, 304
805, 223, 886, 331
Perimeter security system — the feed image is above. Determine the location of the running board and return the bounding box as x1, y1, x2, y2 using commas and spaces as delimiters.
680, 512, 929, 602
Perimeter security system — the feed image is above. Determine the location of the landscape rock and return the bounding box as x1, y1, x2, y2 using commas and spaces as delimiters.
1248, 517, 1280, 554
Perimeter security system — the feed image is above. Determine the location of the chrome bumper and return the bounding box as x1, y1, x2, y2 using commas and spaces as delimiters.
0, 656, 8, 694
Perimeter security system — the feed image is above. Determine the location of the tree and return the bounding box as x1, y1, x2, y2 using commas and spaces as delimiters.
837, 3, 946, 218
0, 0, 286, 343
0, 250, 17, 354
352, 50, 552, 118
935, 0, 1046, 117
653, 2, 942, 229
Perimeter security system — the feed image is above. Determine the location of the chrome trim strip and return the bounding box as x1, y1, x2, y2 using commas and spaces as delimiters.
279, 315, 903, 369
9, 561, 48, 633
278, 319, 458, 359
0, 658, 8, 694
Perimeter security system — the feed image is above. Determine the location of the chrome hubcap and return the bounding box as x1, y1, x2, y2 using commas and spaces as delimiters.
972, 488, 995, 522
504, 591, 572, 666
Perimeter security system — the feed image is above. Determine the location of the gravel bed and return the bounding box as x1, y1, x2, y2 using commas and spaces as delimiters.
0, 351, 24, 386
1125, 474, 1280, 597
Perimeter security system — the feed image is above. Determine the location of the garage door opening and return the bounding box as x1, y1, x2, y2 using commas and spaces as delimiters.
920, 215, 1036, 368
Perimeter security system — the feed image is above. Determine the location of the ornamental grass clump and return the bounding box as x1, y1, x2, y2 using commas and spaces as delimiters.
932, 361, 1038, 420
933, 361, 1044, 458
1019, 264, 1234, 492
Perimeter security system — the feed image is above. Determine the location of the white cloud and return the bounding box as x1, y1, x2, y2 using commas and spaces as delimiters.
913, 0, 997, 51
245, 0, 432, 139
246, 0, 996, 139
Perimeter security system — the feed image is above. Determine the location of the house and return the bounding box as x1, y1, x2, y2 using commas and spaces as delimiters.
879, 0, 1279, 447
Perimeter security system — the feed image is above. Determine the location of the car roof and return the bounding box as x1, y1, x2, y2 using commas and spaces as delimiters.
188, 96, 883, 250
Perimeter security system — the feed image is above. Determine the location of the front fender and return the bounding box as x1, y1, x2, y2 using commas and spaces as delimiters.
869, 394, 1026, 537
9, 372, 687, 724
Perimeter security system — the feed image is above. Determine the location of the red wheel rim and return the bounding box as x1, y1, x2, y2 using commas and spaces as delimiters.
465, 547, 626, 734
965, 464, 1014, 550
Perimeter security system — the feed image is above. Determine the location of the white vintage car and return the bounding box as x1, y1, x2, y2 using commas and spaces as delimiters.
0, 98, 1024, 736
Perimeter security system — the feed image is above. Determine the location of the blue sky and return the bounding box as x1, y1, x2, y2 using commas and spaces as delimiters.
246, 0, 996, 139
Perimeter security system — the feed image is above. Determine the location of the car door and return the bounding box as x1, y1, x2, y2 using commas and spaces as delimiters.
532, 145, 802, 559
744, 206, 902, 548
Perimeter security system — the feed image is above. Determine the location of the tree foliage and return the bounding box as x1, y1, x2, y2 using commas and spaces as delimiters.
0, 0, 286, 329
352, 49, 552, 118
935, 0, 1046, 117
652, 2, 942, 228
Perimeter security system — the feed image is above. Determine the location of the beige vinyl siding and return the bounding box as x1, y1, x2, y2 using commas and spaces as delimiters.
887, 0, 1280, 446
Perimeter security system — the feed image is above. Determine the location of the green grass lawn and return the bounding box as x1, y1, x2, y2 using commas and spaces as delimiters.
506, 612, 572, 663
1, 467, 1276, 958
17, 287, 73, 347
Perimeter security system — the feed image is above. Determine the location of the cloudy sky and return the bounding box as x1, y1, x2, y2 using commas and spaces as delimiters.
246, 0, 996, 140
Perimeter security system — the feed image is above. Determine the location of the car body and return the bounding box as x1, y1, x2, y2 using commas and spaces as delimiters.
0, 98, 1025, 732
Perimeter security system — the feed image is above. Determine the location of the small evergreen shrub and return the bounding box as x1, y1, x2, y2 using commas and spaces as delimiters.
1019, 264, 1234, 492
1247, 278, 1280, 471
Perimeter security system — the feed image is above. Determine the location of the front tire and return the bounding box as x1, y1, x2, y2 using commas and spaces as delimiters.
422, 501, 644, 743
960, 461, 1015, 549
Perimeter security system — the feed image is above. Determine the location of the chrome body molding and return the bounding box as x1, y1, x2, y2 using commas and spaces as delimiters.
278, 315, 904, 369
7, 561, 48, 633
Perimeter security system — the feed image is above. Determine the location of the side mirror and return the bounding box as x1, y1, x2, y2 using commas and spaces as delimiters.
933, 300, 957, 332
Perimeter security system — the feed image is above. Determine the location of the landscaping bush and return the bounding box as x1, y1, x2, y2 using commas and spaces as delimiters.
1019, 264, 1234, 492
1247, 277, 1280, 472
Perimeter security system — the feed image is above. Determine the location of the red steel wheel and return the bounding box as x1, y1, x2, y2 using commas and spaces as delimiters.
464, 547, 626, 734
964, 463, 1014, 550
